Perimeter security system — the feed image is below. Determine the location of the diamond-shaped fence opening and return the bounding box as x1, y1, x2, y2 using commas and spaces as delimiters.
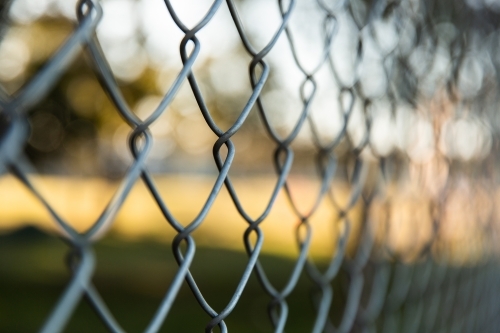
1, 0, 500, 332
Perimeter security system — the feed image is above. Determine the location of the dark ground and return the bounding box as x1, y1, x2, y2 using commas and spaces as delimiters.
0, 227, 349, 333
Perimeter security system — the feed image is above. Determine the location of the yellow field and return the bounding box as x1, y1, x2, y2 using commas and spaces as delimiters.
0, 175, 363, 260
1, 173, 494, 264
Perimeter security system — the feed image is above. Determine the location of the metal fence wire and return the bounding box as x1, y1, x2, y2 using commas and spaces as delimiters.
1, 0, 500, 332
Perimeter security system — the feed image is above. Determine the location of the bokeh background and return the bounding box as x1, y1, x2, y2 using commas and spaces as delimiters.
2, 0, 500, 332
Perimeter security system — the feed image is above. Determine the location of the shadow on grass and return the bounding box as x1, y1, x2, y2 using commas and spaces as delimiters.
0, 227, 346, 333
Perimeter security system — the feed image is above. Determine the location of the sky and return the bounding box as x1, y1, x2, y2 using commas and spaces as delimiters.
2, 0, 494, 163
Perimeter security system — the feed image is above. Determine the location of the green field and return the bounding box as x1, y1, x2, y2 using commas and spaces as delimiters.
0, 227, 349, 333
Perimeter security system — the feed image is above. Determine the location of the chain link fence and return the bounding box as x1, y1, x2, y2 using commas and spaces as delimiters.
1, 0, 500, 332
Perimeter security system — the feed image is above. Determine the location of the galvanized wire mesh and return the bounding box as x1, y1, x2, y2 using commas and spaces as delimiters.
1, 0, 500, 332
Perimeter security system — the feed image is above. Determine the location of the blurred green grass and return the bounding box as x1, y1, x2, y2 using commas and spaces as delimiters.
0, 227, 348, 333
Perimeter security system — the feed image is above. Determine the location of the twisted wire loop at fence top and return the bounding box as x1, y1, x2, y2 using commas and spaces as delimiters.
1, 0, 500, 332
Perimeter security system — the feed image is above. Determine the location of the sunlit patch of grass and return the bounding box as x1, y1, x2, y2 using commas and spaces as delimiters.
0, 175, 360, 261
0, 174, 492, 264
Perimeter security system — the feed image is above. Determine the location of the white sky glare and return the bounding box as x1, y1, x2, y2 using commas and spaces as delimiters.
5, 0, 494, 162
